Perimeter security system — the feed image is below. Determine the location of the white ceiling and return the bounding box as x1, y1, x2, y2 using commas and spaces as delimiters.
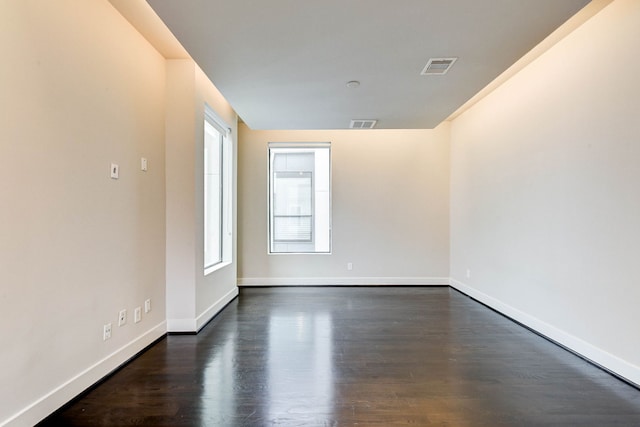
146, 0, 591, 130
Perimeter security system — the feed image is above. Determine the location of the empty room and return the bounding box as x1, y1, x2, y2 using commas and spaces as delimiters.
2, 0, 639, 425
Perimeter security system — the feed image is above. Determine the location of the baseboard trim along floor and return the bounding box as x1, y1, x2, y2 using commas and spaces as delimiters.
238, 277, 450, 287
449, 279, 640, 390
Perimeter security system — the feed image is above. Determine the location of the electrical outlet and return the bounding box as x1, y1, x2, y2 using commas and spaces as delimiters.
118, 309, 127, 326
466, 268, 471, 279
141, 157, 148, 172
134, 307, 142, 323
144, 299, 151, 314
347, 262, 353, 271
103, 323, 112, 341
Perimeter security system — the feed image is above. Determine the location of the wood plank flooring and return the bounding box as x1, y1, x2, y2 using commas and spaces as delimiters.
39, 287, 640, 426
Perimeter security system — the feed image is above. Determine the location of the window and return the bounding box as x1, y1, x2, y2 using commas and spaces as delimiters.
269, 143, 331, 253
204, 105, 232, 272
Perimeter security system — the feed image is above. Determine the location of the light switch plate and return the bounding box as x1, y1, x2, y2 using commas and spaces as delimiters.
110, 163, 119, 179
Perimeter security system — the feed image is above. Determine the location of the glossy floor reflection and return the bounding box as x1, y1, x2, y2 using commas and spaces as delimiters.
40, 287, 640, 426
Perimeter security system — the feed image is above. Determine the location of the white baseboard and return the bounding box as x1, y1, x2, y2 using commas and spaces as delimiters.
238, 277, 450, 287
450, 279, 640, 387
196, 287, 239, 332
4, 321, 167, 427
166, 287, 239, 333
8, 279, 637, 427
9, 289, 240, 426
166, 317, 196, 332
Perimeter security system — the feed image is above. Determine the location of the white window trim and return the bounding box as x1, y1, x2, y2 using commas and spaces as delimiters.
204, 260, 232, 276
204, 103, 233, 274
267, 142, 332, 255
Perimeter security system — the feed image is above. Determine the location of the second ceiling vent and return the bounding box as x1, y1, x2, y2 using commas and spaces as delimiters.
421, 57, 458, 75
350, 119, 377, 129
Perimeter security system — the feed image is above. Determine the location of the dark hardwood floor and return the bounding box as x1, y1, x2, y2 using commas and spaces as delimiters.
39, 287, 640, 426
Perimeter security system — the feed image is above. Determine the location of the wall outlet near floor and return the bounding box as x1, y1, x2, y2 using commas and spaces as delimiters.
466, 268, 471, 279
103, 323, 112, 341
118, 309, 127, 326
347, 262, 353, 271
134, 306, 142, 323
144, 298, 151, 313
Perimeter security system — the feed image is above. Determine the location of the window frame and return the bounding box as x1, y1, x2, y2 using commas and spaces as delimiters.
267, 142, 331, 255
204, 104, 232, 273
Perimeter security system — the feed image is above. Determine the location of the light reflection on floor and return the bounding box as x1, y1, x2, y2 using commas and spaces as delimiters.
268, 311, 333, 424
202, 324, 237, 423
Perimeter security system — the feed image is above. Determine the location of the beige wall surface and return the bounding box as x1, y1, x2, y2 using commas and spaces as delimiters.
450, 0, 640, 384
165, 60, 238, 332
238, 125, 450, 284
165, 60, 197, 327
3, 0, 639, 424
0, 1, 167, 425
193, 65, 238, 321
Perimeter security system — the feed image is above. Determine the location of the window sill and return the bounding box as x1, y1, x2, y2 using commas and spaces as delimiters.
204, 261, 232, 276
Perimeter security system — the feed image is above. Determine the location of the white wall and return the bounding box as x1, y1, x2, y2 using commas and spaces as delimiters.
165, 61, 238, 332
450, 0, 640, 385
194, 66, 239, 328
238, 125, 450, 285
0, 1, 239, 424
0, 1, 167, 425
3, 0, 637, 424
165, 60, 197, 331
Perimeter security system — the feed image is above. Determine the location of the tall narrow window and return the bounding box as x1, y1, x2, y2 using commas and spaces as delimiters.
204, 105, 232, 272
269, 143, 331, 254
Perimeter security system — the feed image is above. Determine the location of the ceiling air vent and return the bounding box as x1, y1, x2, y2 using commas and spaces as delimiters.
421, 57, 458, 75
350, 119, 377, 129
